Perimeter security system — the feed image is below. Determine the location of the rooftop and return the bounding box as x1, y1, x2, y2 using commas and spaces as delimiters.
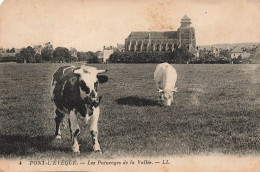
181, 14, 191, 21
231, 46, 245, 53
127, 31, 177, 39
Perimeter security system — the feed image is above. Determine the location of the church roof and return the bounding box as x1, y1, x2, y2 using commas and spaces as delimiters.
117, 44, 125, 49
231, 46, 245, 53
181, 14, 190, 20
180, 14, 191, 27
127, 31, 178, 39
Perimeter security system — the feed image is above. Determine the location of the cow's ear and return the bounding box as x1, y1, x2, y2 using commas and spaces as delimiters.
97, 75, 108, 83
73, 67, 81, 74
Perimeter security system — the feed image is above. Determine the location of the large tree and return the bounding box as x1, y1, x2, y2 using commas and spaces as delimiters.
53, 47, 71, 62
77, 51, 97, 62
41, 42, 54, 62
17, 46, 36, 63
219, 49, 231, 58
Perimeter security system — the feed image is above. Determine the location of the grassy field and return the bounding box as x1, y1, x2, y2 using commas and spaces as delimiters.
0, 63, 259, 159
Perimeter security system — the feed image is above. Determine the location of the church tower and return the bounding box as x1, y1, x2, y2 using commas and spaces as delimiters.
177, 14, 196, 51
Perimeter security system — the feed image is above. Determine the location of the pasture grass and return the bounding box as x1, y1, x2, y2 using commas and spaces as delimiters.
0, 63, 259, 159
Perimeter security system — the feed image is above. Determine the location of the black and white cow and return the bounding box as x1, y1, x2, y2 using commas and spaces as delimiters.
51, 65, 108, 153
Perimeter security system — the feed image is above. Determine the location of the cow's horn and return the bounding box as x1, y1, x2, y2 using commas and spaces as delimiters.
157, 89, 164, 93
97, 69, 108, 74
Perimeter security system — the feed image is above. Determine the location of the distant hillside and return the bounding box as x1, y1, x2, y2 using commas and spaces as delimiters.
198, 42, 260, 50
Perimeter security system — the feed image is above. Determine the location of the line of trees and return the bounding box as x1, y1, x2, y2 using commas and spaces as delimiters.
109, 47, 257, 64
12, 43, 259, 64
16, 43, 98, 63
109, 47, 195, 64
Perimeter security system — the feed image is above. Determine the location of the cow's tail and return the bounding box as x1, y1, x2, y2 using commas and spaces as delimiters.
50, 75, 55, 102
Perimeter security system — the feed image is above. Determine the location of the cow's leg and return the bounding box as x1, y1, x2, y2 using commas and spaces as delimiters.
55, 109, 64, 139
89, 106, 101, 152
69, 110, 80, 153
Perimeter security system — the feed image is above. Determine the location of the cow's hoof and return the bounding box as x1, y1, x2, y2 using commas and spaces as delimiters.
55, 135, 62, 139
92, 149, 102, 155
93, 145, 102, 154
93, 144, 102, 153
72, 145, 80, 154
71, 144, 80, 154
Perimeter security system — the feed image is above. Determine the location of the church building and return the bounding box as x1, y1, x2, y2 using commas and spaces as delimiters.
125, 15, 196, 53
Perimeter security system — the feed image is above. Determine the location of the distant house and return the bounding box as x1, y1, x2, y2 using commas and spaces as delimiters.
96, 50, 103, 62
103, 46, 113, 63
195, 47, 200, 58
256, 45, 260, 52
114, 44, 125, 52
198, 46, 222, 59
252, 45, 260, 56
33, 43, 54, 55
15, 48, 22, 53
0, 47, 5, 54
211, 47, 220, 57
33, 45, 43, 54
0, 47, 16, 57
0, 48, 17, 62
69, 47, 77, 58
231, 46, 251, 59
0, 52, 16, 57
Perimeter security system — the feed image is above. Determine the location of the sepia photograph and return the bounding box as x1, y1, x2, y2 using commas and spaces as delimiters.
0, 0, 259, 171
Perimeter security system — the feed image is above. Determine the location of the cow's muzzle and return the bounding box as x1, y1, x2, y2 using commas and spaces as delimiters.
84, 96, 102, 108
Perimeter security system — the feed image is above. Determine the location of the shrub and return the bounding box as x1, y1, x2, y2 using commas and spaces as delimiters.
35, 54, 43, 63
53, 47, 71, 63
108, 48, 195, 64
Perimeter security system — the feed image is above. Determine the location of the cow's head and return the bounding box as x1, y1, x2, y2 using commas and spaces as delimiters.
73, 65, 108, 106
158, 87, 178, 106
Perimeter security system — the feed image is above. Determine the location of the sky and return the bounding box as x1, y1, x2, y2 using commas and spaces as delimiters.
0, 0, 260, 51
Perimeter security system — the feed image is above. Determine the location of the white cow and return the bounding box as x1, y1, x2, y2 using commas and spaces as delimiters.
154, 63, 178, 106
